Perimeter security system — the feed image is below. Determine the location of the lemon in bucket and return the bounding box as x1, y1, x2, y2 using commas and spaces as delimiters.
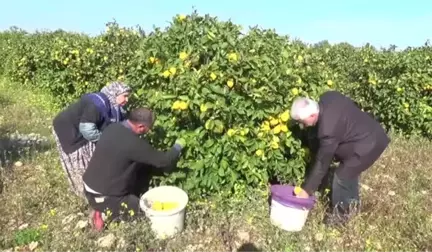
140, 186, 189, 239
151, 201, 179, 211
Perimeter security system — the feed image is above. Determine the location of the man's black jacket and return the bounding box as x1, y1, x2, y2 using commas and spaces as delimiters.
302, 91, 390, 194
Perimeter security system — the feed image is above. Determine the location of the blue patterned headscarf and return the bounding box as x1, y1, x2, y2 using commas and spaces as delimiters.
101, 81, 131, 122
100, 82, 132, 107
84, 81, 132, 123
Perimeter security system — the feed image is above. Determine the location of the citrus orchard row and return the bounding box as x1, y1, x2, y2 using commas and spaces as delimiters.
0, 11, 430, 198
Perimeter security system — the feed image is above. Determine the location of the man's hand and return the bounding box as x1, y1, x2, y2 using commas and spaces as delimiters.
295, 187, 310, 198
175, 138, 186, 148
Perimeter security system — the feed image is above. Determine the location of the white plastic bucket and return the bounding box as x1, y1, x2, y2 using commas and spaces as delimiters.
270, 198, 311, 231
139, 185, 189, 239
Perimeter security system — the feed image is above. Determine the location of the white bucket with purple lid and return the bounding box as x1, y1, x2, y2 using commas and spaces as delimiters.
270, 184, 316, 231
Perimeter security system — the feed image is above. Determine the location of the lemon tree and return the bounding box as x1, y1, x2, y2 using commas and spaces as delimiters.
0, 11, 431, 199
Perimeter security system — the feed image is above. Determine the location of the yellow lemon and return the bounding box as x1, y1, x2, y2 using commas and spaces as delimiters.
261, 124, 270, 131
327, 80, 333, 86
171, 101, 180, 110
228, 52, 238, 62
273, 125, 281, 134
169, 67, 177, 75
162, 202, 179, 210
280, 125, 288, 132
397, 87, 403, 92
227, 79, 234, 88
177, 14, 186, 21
240, 129, 248, 136
200, 104, 208, 112
270, 118, 279, 126
270, 141, 279, 149
291, 88, 299, 96
162, 70, 171, 78
210, 72, 217, 80
178, 101, 188, 110
179, 51, 188, 60
152, 201, 163, 211
255, 149, 263, 156
227, 129, 235, 136
294, 186, 303, 195
279, 111, 290, 122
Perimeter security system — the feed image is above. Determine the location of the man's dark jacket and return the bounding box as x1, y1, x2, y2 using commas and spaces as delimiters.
302, 91, 390, 194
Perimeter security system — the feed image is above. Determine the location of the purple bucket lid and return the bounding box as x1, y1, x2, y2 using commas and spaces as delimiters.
271, 184, 316, 210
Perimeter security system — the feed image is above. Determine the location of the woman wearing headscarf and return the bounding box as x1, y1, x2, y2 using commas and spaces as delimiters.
52, 81, 132, 198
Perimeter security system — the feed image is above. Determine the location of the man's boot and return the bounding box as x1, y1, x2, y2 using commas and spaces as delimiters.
89, 209, 104, 232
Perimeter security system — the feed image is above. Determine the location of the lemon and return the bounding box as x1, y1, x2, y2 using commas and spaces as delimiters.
177, 14, 186, 21
152, 201, 163, 211
291, 88, 299, 96
227, 129, 235, 136
169, 67, 177, 75
228, 52, 238, 62
397, 87, 403, 92
255, 149, 263, 156
279, 111, 290, 122
179, 51, 188, 60
227, 79, 234, 88
327, 80, 333, 86
162, 70, 171, 78
171, 101, 180, 110
162, 202, 179, 210
280, 125, 288, 132
270, 118, 279, 126
294, 186, 302, 195
151, 201, 179, 211
210, 72, 217, 80
261, 124, 271, 131
178, 101, 188, 110
200, 104, 208, 112
240, 129, 247, 136
273, 125, 281, 134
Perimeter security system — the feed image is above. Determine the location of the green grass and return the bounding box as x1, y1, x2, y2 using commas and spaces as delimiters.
0, 78, 431, 251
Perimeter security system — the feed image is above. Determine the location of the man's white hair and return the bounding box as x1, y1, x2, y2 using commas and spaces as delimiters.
290, 97, 319, 121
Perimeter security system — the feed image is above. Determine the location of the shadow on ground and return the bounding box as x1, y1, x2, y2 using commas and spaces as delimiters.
0, 128, 53, 194
238, 242, 262, 252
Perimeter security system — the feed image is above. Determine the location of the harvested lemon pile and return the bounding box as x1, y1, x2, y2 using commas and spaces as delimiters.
151, 201, 179, 211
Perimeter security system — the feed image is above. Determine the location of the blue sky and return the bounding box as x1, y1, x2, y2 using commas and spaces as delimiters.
1, 0, 431, 49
